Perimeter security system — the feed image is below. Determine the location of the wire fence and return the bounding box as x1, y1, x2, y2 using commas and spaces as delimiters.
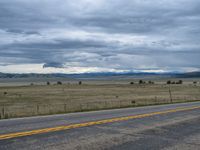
1, 97, 199, 119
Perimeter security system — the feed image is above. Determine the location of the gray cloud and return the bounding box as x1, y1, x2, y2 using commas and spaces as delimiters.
0, 0, 200, 73
43, 62, 64, 68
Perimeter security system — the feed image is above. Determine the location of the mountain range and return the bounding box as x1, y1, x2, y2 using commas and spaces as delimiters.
0, 72, 200, 79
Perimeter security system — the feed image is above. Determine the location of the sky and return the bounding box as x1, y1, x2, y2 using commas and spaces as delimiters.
0, 0, 200, 74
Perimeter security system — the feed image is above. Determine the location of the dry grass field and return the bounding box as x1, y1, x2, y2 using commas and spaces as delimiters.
0, 79, 200, 119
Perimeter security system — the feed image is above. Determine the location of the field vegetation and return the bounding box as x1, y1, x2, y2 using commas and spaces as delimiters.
0, 79, 200, 119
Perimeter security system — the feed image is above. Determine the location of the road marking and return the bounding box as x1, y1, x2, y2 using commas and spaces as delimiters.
0, 106, 200, 140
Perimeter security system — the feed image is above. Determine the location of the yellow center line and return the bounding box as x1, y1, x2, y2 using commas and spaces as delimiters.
0, 106, 200, 140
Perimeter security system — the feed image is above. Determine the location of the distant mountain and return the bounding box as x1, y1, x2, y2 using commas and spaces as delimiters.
0, 72, 54, 78
174, 72, 200, 78
0, 72, 200, 78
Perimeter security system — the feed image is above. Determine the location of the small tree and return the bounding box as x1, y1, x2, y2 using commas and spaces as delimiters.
139, 80, 144, 84
176, 80, 183, 84
148, 81, 154, 84
167, 80, 171, 84
131, 100, 136, 104
47, 81, 50, 85
57, 81, 62, 85
178, 80, 183, 84
79, 81, 82, 85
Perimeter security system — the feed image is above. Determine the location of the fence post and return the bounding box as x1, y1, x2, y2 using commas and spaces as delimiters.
119, 100, 122, 108
169, 86, 173, 103
48, 104, 51, 114
105, 101, 109, 108
36, 104, 39, 115
1, 106, 5, 119
2, 106, 5, 119
155, 96, 157, 104
64, 104, 67, 112
0, 107, 2, 119
80, 104, 82, 111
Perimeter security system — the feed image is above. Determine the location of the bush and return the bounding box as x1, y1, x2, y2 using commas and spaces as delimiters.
139, 80, 145, 84
176, 80, 183, 84
3, 91, 7, 95
167, 80, 171, 84
131, 100, 136, 104
178, 80, 183, 84
57, 81, 62, 85
47, 81, 50, 85
148, 81, 154, 84
79, 81, 82, 85
130, 82, 134, 85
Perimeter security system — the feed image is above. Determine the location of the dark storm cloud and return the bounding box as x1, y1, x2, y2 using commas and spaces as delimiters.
5, 29, 40, 36
0, 0, 200, 73
43, 62, 64, 68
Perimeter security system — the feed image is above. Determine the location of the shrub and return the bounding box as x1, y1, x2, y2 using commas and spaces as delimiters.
57, 81, 62, 85
167, 80, 171, 84
131, 100, 136, 104
79, 81, 82, 85
148, 81, 154, 84
130, 82, 134, 85
176, 80, 183, 84
47, 81, 50, 85
178, 80, 183, 84
139, 80, 144, 84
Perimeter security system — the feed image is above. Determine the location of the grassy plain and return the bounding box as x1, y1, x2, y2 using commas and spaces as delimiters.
0, 78, 200, 119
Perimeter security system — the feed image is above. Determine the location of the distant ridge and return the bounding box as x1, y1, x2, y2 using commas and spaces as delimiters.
1, 72, 199, 78
0, 72, 54, 78
175, 71, 200, 78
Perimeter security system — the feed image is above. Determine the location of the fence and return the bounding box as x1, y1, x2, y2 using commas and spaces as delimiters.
1, 97, 199, 119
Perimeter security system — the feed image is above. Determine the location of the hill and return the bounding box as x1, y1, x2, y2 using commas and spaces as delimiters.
0, 72, 200, 79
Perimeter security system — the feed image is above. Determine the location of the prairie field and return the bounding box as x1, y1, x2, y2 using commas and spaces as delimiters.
0, 79, 200, 119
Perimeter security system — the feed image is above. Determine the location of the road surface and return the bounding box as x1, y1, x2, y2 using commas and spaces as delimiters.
0, 102, 200, 150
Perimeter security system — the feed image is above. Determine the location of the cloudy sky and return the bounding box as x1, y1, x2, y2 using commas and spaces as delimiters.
0, 0, 200, 73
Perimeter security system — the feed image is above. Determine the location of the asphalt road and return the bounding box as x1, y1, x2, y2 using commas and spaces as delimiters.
0, 102, 200, 150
